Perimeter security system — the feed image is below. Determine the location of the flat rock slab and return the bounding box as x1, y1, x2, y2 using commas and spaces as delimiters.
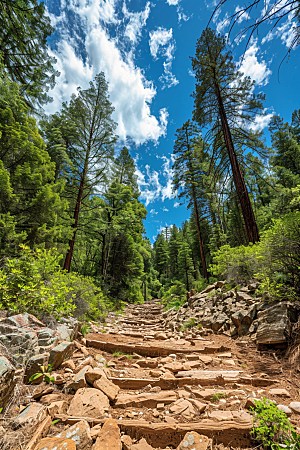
67, 388, 109, 418
115, 390, 177, 408
36, 437, 76, 450
87, 339, 229, 357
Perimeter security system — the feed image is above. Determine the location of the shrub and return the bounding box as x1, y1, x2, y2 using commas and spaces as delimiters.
210, 211, 300, 296
251, 397, 300, 449
161, 281, 186, 311
0, 246, 108, 320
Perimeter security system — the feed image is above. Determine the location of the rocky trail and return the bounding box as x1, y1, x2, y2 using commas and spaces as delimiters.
1, 291, 300, 450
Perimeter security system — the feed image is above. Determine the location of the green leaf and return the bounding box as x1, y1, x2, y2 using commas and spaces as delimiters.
29, 373, 43, 381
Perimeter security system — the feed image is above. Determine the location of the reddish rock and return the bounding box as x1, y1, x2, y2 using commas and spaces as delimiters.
35, 437, 76, 450
85, 368, 107, 385
67, 388, 109, 417
132, 437, 155, 449
56, 420, 92, 450
92, 418, 122, 450
47, 400, 68, 417
177, 432, 211, 450
93, 376, 120, 401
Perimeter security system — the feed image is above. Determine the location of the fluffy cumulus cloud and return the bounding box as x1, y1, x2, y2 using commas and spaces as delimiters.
238, 39, 272, 86
45, 0, 167, 145
136, 155, 175, 206
166, 0, 180, 5
149, 27, 179, 89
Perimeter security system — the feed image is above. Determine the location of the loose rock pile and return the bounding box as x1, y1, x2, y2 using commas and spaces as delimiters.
163, 281, 300, 346
0, 293, 300, 449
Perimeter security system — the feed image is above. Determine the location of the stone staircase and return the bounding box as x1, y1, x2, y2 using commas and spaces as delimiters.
2, 298, 300, 449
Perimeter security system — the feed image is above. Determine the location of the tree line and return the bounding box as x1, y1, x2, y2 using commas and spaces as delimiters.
153, 29, 300, 299
0, 1, 299, 314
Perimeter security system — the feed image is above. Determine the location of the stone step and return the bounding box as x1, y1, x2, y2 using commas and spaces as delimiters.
86, 338, 231, 357
108, 372, 277, 389
53, 414, 252, 448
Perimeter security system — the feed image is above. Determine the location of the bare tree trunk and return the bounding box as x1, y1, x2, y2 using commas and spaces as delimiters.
63, 174, 86, 272
213, 80, 259, 243
192, 193, 208, 280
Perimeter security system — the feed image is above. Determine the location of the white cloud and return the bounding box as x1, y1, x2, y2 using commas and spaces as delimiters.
251, 111, 274, 131
123, 2, 151, 45
149, 28, 179, 89
174, 202, 180, 208
216, 12, 230, 34
150, 209, 158, 215
162, 206, 169, 211
45, 0, 168, 145
262, 12, 296, 48
234, 5, 250, 23
188, 68, 195, 77
238, 39, 272, 86
166, 0, 180, 5
149, 28, 173, 59
136, 155, 175, 206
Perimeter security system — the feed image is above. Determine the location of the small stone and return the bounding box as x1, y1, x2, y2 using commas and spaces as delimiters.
23, 354, 48, 385
67, 365, 91, 391
269, 388, 291, 398
17, 403, 46, 424
85, 368, 107, 385
132, 437, 155, 449
289, 402, 300, 414
177, 432, 212, 450
157, 403, 164, 411
47, 401, 68, 417
61, 360, 76, 371
277, 405, 292, 416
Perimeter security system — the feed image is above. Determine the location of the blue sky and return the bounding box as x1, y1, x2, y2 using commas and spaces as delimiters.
45, 0, 300, 242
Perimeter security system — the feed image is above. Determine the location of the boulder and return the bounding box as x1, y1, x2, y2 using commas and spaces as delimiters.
92, 418, 122, 450
236, 292, 254, 305
0, 356, 15, 408
211, 313, 229, 332
67, 388, 110, 417
177, 432, 211, 450
49, 342, 75, 370
256, 302, 300, 345
2, 313, 45, 329
56, 420, 92, 450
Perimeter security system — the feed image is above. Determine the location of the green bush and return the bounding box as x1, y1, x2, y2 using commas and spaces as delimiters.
251, 397, 300, 449
0, 245, 108, 320
210, 211, 300, 296
161, 281, 186, 311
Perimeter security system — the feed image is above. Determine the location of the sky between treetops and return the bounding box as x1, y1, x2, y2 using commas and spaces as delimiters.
45, 0, 300, 242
